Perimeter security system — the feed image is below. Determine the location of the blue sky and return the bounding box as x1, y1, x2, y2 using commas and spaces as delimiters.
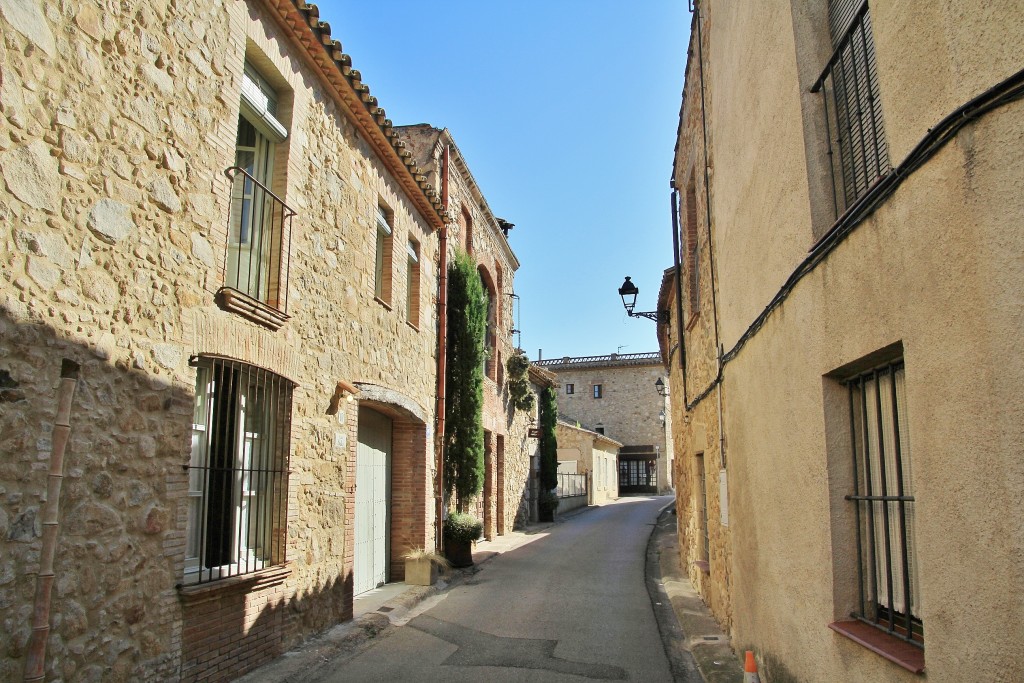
319, 1, 691, 360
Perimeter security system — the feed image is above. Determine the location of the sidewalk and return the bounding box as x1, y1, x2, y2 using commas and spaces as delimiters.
238, 502, 744, 683
648, 503, 744, 683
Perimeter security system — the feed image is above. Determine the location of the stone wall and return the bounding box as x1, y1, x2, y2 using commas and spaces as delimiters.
0, 0, 446, 680
397, 125, 529, 539
660, 7, 734, 634
541, 356, 671, 494
543, 358, 665, 449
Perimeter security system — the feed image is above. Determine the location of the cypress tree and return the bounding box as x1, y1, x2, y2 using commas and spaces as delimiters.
538, 386, 558, 492
444, 250, 486, 513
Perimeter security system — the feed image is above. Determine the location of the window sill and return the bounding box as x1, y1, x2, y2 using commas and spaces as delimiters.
828, 620, 924, 674
374, 296, 393, 311
406, 320, 419, 332
177, 564, 291, 603
216, 287, 289, 331
694, 560, 710, 575
686, 314, 700, 332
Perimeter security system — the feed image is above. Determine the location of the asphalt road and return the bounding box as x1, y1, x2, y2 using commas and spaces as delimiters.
313, 495, 677, 682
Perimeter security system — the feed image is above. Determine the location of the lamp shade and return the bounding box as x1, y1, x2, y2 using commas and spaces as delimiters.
618, 276, 639, 313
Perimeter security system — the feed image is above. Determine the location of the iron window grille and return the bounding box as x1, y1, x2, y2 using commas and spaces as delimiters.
186, 356, 294, 585
811, 0, 890, 220
593, 384, 603, 399
845, 360, 922, 647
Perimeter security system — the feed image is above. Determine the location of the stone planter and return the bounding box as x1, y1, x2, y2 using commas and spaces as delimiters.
405, 557, 438, 586
444, 537, 474, 568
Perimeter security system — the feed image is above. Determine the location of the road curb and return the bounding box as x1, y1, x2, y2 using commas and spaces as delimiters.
646, 502, 745, 683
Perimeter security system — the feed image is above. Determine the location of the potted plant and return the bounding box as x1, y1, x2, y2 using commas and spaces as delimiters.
443, 512, 483, 568
403, 548, 451, 586
538, 489, 559, 523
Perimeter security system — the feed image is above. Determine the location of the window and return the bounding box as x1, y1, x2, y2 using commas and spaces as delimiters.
460, 206, 473, 254
685, 181, 699, 318
844, 359, 922, 648
406, 238, 420, 326
186, 357, 294, 585
811, 0, 889, 219
593, 384, 603, 399
223, 62, 295, 325
595, 426, 604, 435
565, 383, 574, 395
375, 203, 394, 304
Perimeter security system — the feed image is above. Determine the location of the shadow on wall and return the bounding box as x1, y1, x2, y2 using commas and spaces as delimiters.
0, 306, 354, 683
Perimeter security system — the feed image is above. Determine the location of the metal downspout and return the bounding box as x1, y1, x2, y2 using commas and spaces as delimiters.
669, 187, 689, 405
434, 144, 451, 552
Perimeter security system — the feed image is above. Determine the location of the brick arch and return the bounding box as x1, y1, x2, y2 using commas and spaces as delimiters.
478, 265, 497, 381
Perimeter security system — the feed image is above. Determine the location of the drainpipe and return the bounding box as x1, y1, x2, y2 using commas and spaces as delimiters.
434, 144, 451, 552
24, 359, 80, 683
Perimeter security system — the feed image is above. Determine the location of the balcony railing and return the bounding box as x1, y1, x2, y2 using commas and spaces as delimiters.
535, 352, 662, 368
811, 1, 889, 220
219, 166, 295, 328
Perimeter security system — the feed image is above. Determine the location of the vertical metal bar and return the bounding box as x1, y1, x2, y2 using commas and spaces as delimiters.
820, 80, 841, 220
848, 382, 866, 615
858, 14, 885, 180
833, 46, 857, 208
199, 361, 213, 583
889, 364, 914, 638
859, 375, 878, 618
251, 365, 262, 570
873, 368, 896, 631
849, 20, 873, 198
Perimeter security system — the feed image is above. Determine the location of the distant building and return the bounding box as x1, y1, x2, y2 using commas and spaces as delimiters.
555, 420, 621, 505
535, 353, 673, 495
659, 1, 1024, 680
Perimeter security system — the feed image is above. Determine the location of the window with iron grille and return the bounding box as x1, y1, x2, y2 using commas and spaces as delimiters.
845, 359, 922, 646
593, 384, 603, 399
811, 0, 889, 220
565, 383, 574, 395
186, 357, 294, 585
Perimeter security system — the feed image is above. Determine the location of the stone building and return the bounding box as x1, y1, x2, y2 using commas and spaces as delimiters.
396, 124, 528, 540
555, 421, 621, 506
658, 1, 1024, 681
0, 1, 520, 681
535, 353, 673, 495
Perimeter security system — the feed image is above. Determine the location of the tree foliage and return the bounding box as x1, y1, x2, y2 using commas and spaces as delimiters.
538, 386, 559, 492
505, 350, 535, 413
444, 250, 486, 512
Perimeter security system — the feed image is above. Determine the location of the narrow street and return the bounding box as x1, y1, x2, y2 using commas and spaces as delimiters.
311, 496, 677, 682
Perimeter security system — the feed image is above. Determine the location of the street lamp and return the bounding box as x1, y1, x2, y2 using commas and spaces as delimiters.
655, 377, 669, 397
618, 276, 669, 323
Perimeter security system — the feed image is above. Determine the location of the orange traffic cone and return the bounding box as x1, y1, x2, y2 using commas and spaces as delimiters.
744, 651, 761, 683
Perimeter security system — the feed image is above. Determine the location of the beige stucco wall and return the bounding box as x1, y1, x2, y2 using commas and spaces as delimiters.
0, 0, 444, 679
668, 1, 1024, 681
555, 422, 620, 506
